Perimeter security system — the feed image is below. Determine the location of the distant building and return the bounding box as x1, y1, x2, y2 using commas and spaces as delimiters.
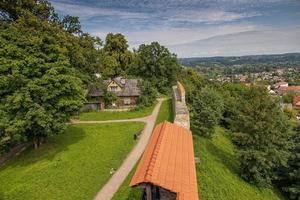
84, 77, 141, 110
274, 81, 288, 89
277, 86, 300, 95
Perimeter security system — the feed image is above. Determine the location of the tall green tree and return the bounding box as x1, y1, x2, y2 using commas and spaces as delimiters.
276, 123, 300, 200
0, 0, 54, 21
100, 33, 133, 78
230, 86, 293, 186
0, 15, 86, 149
190, 87, 224, 137
130, 42, 181, 93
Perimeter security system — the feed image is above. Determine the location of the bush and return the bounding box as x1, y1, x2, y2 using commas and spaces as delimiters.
190, 87, 224, 137
137, 80, 158, 108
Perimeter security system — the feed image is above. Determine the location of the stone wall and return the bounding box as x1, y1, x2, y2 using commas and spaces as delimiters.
172, 82, 190, 130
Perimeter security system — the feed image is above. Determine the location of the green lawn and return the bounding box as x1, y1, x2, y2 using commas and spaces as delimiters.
112, 98, 174, 200
78, 103, 156, 121
155, 99, 174, 125
194, 127, 284, 200
0, 122, 144, 200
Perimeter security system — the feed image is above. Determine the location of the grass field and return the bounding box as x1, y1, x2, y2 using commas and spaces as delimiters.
0, 123, 144, 200
155, 99, 174, 125
78, 103, 156, 121
194, 127, 284, 200
112, 98, 174, 200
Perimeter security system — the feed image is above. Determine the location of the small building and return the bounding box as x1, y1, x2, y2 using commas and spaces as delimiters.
130, 121, 199, 200
293, 96, 300, 109
274, 81, 289, 89
84, 77, 141, 110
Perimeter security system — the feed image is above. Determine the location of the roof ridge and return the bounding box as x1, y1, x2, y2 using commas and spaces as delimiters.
144, 121, 168, 181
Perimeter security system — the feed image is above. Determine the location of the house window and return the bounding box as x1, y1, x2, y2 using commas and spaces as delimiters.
124, 97, 131, 105
110, 86, 118, 91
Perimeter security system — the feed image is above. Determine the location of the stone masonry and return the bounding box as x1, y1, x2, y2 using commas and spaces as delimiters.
172, 82, 190, 130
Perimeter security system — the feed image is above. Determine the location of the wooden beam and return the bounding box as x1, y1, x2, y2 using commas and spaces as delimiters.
146, 185, 152, 200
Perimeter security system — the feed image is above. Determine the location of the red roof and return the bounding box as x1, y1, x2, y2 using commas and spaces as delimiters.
130, 121, 199, 200
293, 95, 300, 106
280, 86, 300, 92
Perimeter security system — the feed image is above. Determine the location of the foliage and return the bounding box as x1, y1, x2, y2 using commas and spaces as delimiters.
282, 91, 297, 104
0, 15, 86, 148
194, 127, 284, 200
0, 0, 54, 21
0, 123, 144, 200
103, 91, 117, 108
137, 80, 158, 107
130, 42, 181, 93
229, 86, 293, 186
276, 122, 300, 200
100, 33, 133, 78
190, 87, 224, 137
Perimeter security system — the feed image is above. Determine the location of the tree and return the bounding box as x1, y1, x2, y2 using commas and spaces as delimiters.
103, 91, 117, 108
100, 33, 133, 78
0, 15, 86, 149
130, 42, 181, 93
275, 122, 300, 200
190, 87, 224, 137
62, 15, 82, 34
230, 86, 293, 186
282, 91, 296, 104
0, 0, 54, 21
137, 80, 158, 107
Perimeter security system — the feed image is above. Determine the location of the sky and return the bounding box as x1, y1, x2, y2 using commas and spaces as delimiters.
49, 0, 300, 58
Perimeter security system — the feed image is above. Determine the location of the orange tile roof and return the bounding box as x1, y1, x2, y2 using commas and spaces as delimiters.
130, 121, 199, 200
280, 86, 300, 92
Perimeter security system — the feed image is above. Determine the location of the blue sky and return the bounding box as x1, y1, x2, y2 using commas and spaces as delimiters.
49, 0, 300, 57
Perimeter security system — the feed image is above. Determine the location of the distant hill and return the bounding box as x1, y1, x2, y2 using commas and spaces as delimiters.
179, 53, 300, 67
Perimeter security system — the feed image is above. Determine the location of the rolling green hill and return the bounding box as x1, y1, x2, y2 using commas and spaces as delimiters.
194, 127, 284, 200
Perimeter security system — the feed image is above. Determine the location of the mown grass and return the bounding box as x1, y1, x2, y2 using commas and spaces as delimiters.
112, 98, 174, 200
155, 99, 174, 125
194, 127, 284, 200
78, 103, 156, 121
0, 122, 144, 200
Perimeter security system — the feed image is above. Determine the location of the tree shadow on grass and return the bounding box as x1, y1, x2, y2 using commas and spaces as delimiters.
0, 125, 86, 169
205, 140, 240, 175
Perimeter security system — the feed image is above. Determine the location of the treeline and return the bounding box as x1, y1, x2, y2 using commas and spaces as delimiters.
179, 53, 300, 67
0, 0, 181, 151
183, 79, 300, 199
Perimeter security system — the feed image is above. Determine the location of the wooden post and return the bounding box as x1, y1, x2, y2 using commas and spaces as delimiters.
146, 185, 152, 200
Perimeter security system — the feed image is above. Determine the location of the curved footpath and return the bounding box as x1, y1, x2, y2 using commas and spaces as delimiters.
73, 98, 165, 200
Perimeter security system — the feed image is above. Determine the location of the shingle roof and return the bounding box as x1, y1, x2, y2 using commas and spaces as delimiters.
130, 121, 199, 200
88, 77, 141, 97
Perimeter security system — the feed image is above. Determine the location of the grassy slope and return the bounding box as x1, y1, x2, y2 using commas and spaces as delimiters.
0, 123, 144, 200
194, 127, 284, 200
112, 98, 174, 200
78, 103, 156, 121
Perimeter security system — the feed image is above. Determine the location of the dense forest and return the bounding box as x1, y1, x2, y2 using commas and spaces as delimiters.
179, 53, 300, 67
0, 1, 299, 199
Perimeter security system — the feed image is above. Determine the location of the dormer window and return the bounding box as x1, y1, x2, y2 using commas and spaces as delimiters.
110, 86, 118, 91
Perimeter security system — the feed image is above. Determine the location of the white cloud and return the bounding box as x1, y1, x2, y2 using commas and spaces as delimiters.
169, 10, 261, 24
91, 23, 257, 47
50, 1, 150, 21
168, 26, 300, 57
